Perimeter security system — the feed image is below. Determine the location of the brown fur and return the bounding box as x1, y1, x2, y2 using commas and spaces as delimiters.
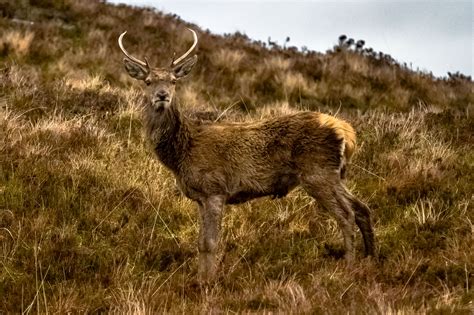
143, 100, 375, 282
147, 108, 347, 203
120, 38, 375, 283
317, 113, 356, 179
317, 113, 356, 162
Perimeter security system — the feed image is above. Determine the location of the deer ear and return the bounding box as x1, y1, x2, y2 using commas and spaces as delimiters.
173, 55, 197, 79
124, 58, 149, 80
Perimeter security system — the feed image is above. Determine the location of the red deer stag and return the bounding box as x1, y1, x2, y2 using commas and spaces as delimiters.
118, 28, 375, 282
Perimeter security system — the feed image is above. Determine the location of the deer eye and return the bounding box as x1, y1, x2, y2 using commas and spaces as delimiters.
145, 79, 151, 86
171, 78, 177, 84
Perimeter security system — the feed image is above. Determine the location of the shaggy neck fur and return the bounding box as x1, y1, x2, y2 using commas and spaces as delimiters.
144, 99, 192, 174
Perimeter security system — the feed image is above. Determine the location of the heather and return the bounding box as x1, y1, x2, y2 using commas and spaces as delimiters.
0, 0, 472, 313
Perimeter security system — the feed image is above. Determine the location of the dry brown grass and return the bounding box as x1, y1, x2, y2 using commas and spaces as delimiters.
0, 29, 35, 57
212, 48, 245, 72
0, 0, 473, 313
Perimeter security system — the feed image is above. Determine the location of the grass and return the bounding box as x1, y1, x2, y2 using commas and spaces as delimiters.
1, 0, 473, 313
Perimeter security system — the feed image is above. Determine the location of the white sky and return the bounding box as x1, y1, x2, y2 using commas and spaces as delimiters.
107, 0, 473, 78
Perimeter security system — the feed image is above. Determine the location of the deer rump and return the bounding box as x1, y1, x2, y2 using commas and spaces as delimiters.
174, 111, 350, 205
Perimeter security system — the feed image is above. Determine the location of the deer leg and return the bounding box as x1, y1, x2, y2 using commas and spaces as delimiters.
303, 175, 356, 262
343, 187, 375, 257
333, 186, 356, 262
197, 195, 224, 283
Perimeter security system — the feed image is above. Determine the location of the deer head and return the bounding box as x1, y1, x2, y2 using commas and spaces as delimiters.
118, 28, 198, 111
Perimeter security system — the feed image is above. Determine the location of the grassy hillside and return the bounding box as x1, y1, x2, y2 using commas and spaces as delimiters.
1, 0, 473, 313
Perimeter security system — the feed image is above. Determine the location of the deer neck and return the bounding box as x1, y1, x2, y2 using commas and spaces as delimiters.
145, 99, 191, 174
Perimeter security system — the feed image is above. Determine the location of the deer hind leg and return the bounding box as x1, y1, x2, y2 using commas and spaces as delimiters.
197, 195, 224, 283
302, 175, 356, 262
342, 187, 375, 257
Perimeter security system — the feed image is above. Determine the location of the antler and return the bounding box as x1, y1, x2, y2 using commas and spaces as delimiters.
118, 31, 150, 69
172, 28, 198, 66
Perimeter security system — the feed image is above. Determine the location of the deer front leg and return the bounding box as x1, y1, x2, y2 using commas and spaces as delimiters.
197, 195, 224, 283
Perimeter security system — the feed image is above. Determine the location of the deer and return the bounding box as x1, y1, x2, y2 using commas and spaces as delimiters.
118, 28, 375, 283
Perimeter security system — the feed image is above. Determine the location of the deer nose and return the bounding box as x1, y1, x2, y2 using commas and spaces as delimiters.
155, 90, 168, 100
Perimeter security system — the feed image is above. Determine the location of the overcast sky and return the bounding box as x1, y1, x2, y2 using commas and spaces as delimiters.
107, 0, 472, 78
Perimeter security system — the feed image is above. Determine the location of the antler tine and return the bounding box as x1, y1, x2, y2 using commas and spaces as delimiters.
172, 28, 198, 66
118, 31, 149, 68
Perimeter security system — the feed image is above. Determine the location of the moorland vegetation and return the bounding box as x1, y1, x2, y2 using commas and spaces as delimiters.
0, 0, 473, 313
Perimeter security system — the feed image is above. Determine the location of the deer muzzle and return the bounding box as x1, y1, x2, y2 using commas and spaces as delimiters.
152, 91, 171, 110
